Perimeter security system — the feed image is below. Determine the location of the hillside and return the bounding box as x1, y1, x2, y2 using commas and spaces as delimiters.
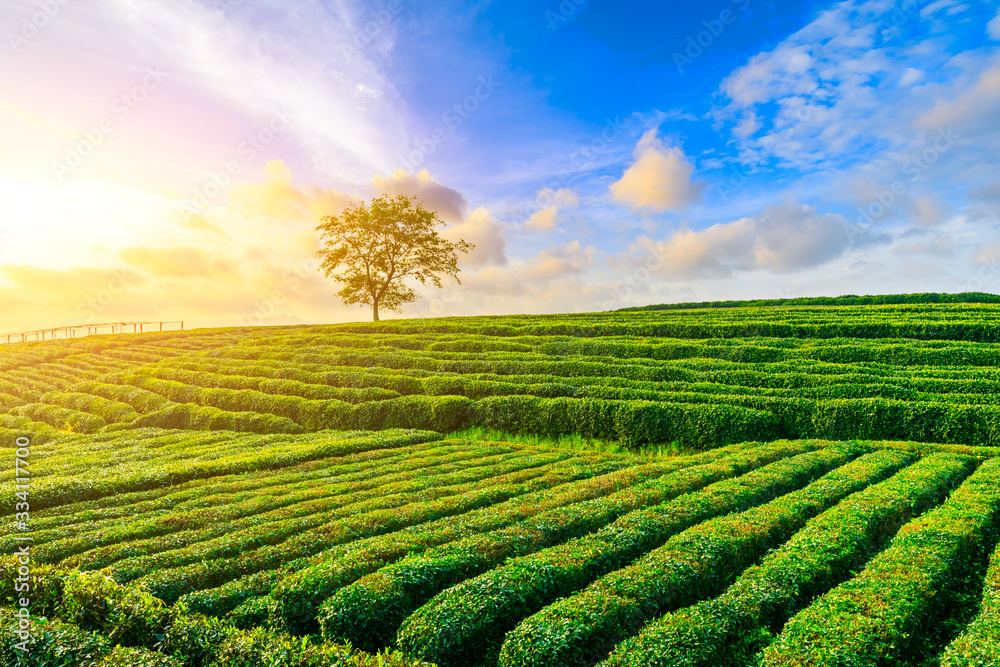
7, 301, 1000, 448
2, 301, 1000, 666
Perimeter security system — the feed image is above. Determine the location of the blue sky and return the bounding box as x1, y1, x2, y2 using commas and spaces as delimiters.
1, 0, 999, 327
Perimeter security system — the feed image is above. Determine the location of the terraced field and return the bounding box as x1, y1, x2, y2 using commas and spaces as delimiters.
2, 298, 1000, 666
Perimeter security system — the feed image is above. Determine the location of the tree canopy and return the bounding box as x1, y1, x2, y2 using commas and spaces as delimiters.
315, 194, 474, 321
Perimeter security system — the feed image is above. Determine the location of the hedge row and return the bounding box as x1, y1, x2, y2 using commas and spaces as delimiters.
129, 403, 303, 434
70, 380, 172, 413
8, 429, 441, 513
762, 457, 1000, 666
315, 441, 817, 650
138, 364, 401, 403
198, 344, 1000, 394
44, 443, 512, 565
122, 375, 475, 433
474, 395, 778, 449
395, 443, 865, 667
10, 402, 107, 433
62, 446, 537, 572
600, 451, 977, 667
268, 442, 768, 635
128, 346, 1000, 447
0, 607, 110, 667
28, 440, 444, 535
0, 376, 41, 401
40, 390, 139, 423
940, 541, 1000, 665
537, 335, 1000, 368
501, 449, 918, 667
120, 375, 350, 430
0, 414, 61, 438
30, 441, 460, 548
0, 576, 438, 667
0, 426, 56, 448
0, 390, 25, 410
163, 357, 430, 395
128, 454, 575, 603
180, 450, 633, 619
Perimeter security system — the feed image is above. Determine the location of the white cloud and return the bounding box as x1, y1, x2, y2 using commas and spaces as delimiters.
526, 207, 560, 231
610, 130, 704, 211
99, 0, 408, 182
990, 9, 1000, 39
919, 62, 1000, 136
628, 202, 876, 279
899, 68, 924, 86
372, 169, 468, 222
442, 207, 506, 267
524, 187, 579, 231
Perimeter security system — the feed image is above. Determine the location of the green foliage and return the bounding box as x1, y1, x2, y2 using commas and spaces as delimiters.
59, 571, 172, 648
625, 291, 1000, 311
396, 443, 859, 667
316, 445, 762, 651
762, 457, 1000, 666
600, 452, 976, 667
11, 402, 107, 433
0, 608, 110, 667
41, 391, 139, 423
92, 645, 184, 666
499, 449, 917, 667
8, 304, 1000, 666
940, 541, 1000, 666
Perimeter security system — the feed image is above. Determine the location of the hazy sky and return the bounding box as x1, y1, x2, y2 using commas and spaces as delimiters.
1, 0, 999, 330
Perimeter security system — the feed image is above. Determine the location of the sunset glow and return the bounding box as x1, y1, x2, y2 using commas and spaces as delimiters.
2, 0, 999, 331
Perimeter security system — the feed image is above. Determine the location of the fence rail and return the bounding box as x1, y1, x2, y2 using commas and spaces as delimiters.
0, 321, 184, 344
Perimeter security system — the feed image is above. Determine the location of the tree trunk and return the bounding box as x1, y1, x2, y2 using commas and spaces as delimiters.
372, 301, 380, 322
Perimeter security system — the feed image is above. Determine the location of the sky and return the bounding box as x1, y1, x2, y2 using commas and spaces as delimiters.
1, 0, 999, 330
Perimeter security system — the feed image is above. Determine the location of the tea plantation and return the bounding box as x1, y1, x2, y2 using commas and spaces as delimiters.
2, 297, 1000, 666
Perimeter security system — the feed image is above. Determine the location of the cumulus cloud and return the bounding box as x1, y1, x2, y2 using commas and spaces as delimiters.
227, 160, 359, 222
442, 207, 507, 267
119, 246, 241, 280
990, 9, 1000, 39
908, 196, 950, 228
918, 62, 1000, 137
611, 130, 704, 211
174, 212, 230, 238
715, 3, 900, 168
629, 202, 879, 279
453, 241, 601, 300
0, 265, 149, 329
525, 187, 579, 231
373, 169, 468, 222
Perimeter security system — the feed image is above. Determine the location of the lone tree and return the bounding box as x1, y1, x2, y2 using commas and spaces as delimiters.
316, 194, 474, 321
